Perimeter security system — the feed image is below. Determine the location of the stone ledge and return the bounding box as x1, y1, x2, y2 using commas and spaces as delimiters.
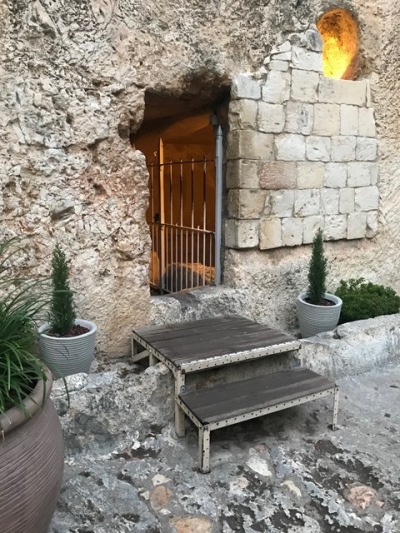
300, 314, 400, 379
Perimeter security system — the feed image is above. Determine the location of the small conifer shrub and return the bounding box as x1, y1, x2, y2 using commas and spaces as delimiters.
49, 244, 76, 336
307, 228, 328, 305
336, 278, 400, 323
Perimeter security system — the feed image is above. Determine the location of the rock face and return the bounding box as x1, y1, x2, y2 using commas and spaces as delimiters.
0, 0, 399, 356
49, 359, 400, 532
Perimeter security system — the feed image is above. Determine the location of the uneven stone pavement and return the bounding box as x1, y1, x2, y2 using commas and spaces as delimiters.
50, 360, 400, 533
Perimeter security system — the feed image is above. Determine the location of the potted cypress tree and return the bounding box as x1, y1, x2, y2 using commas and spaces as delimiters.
0, 238, 64, 533
296, 229, 342, 338
38, 244, 97, 378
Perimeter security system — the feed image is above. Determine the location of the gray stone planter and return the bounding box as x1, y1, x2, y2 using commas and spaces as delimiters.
296, 293, 342, 338
38, 319, 97, 378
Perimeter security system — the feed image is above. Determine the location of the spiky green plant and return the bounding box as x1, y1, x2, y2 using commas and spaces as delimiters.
307, 229, 328, 305
0, 238, 48, 414
48, 244, 76, 336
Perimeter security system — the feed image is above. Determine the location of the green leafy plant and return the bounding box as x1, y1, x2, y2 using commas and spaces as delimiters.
336, 278, 400, 323
307, 228, 328, 305
0, 238, 48, 413
48, 244, 76, 336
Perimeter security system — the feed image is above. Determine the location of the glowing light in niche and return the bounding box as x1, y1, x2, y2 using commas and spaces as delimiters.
317, 9, 359, 80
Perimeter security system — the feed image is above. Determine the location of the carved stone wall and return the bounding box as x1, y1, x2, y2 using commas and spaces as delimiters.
225, 31, 378, 251
0, 0, 398, 354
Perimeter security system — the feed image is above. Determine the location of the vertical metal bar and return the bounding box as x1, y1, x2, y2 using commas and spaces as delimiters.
131, 336, 137, 358
180, 160, 183, 292
197, 226, 200, 287
199, 426, 211, 473
210, 234, 213, 283
185, 229, 189, 289
170, 160, 173, 292
202, 157, 207, 286
332, 388, 340, 430
175, 371, 186, 437
159, 139, 166, 291
191, 158, 195, 288
214, 124, 223, 286
175, 226, 178, 290
165, 226, 169, 292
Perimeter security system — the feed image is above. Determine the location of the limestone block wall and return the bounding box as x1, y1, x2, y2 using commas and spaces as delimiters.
225, 32, 379, 251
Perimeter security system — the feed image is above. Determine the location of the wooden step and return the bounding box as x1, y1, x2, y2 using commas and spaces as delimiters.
177, 367, 339, 472
132, 315, 301, 371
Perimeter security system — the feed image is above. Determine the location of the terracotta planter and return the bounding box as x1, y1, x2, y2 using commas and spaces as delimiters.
0, 368, 64, 533
39, 318, 97, 378
297, 292, 343, 338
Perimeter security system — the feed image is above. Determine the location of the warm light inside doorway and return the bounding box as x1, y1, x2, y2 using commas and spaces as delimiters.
317, 9, 359, 80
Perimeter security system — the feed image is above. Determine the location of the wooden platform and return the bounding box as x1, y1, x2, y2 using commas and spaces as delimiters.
131, 315, 339, 472
132, 315, 301, 372
177, 367, 339, 472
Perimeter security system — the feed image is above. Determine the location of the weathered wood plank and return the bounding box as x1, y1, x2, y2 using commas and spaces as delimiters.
133, 315, 248, 343
155, 328, 296, 364
179, 368, 335, 425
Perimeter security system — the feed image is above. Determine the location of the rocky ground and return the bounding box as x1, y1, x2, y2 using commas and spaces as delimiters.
50, 359, 400, 533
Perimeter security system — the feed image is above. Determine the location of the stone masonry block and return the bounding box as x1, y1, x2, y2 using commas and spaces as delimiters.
262, 71, 291, 103
339, 188, 355, 214
366, 211, 379, 238
259, 161, 297, 190
303, 28, 324, 52
313, 104, 340, 136
291, 46, 323, 72
282, 217, 303, 246
226, 160, 260, 189
355, 186, 379, 211
306, 136, 331, 162
227, 131, 274, 161
270, 41, 292, 55
331, 136, 356, 162
275, 134, 305, 161
268, 60, 289, 71
270, 190, 294, 217
257, 102, 285, 133
356, 137, 378, 161
272, 51, 292, 61
297, 162, 324, 188
347, 212, 367, 239
358, 108, 376, 137
340, 105, 359, 136
231, 75, 261, 100
321, 188, 339, 215
294, 189, 320, 216
319, 78, 367, 106
229, 99, 258, 130
325, 163, 347, 188
303, 216, 324, 244
225, 219, 259, 249
227, 189, 266, 219
291, 69, 319, 102
285, 101, 314, 134
324, 215, 347, 240
260, 218, 282, 249
347, 162, 377, 187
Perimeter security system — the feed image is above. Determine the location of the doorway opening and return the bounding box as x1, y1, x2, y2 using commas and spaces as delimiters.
317, 9, 360, 80
133, 90, 228, 294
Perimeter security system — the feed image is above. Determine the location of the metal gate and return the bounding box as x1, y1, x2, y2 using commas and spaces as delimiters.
148, 127, 222, 293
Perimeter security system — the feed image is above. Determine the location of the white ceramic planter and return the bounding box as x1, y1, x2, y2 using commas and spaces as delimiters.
38, 319, 97, 378
296, 293, 342, 338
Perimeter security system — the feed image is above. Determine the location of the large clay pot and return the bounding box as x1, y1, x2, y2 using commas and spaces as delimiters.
39, 318, 97, 378
0, 368, 64, 533
297, 292, 343, 338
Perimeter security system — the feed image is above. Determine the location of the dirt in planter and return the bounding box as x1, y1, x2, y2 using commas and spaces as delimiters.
304, 297, 336, 307
46, 325, 90, 337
